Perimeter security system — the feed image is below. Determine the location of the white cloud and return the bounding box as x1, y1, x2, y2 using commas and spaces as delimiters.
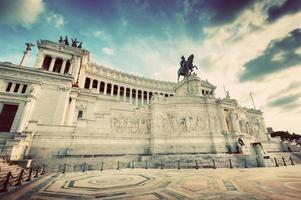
0, 0, 45, 28
271, 51, 286, 62
198, 1, 301, 132
80, 30, 113, 44
295, 47, 301, 55
46, 12, 65, 28
93, 31, 103, 37
102, 47, 114, 56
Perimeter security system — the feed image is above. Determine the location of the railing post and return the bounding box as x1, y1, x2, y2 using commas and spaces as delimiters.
132, 160, 134, 169
256, 158, 260, 167
177, 160, 180, 170
290, 157, 295, 165
15, 169, 24, 186
26, 167, 32, 181
160, 160, 163, 170
0, 171, 12, 192
195, 160, 198, 170
117, 161, 120, 170
212, 159, 216, 169
101, 162, 104, 171
40, 165, 45, 175
34, 166, 40, 178
145, 161, 148, 169
274, 157, 279, 167
229, 159, 233, 169
244, 158, 248, 168
82, 162, 86, 172
63, 163, 66, 174
282, 157, 287, 166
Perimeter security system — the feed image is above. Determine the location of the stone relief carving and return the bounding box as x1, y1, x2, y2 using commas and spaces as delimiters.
111, 117, 151, 134
238, 117, 265, 140
188, 81, 200, 94
210, 115, 219, 132
154, 112, 211, 134
239, 120, 246, 133
224, 110, 234, 132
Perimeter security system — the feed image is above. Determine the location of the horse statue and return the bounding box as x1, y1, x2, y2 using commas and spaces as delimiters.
64, 35, 69, 45
177, 54, 198, 82
71, 38, 79, 47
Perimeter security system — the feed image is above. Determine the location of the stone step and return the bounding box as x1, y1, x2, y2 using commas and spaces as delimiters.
5, 139, 21, 146
0, 140, 5, 145
14, 135, 27, 140
0, 169, 23, 179
0, 145, 13, 157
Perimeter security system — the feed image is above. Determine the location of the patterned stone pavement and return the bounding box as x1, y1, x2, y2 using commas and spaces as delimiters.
3, 165, 301, 200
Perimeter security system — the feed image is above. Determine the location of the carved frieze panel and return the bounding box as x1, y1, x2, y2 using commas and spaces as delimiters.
110, 117, 151, 135
238, 117, 266, 139
152, 111, 215, 135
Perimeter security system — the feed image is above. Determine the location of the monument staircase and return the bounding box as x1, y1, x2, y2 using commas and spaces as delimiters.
0, 131, 33, 160
0, 157, 44, 193
0, 132, 23, 157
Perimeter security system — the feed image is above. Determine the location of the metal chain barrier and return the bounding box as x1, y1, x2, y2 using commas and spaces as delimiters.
52, 155, 300, 175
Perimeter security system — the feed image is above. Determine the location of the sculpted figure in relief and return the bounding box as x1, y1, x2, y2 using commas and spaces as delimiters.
154, 112, 213, 134
178, 116, 187, 132
211, 116, 219, 131
239, 120, 246, 133
111, 117, 150, 134
224, 110, 234, 132
131, 120, 138, 134
185, 115, 192, 132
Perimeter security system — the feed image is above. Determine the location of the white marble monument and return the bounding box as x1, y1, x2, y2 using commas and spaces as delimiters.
0, 38, 293, 167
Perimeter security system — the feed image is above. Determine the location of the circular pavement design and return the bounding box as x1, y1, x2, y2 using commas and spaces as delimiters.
5, 165, 301, 200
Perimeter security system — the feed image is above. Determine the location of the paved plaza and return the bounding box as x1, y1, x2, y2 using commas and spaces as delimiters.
3, 165, 301, 200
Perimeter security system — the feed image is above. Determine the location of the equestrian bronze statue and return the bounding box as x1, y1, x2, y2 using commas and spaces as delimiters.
177, 54, 198, 82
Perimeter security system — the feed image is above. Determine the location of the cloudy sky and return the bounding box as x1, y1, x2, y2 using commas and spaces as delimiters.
0, 0, 300, 133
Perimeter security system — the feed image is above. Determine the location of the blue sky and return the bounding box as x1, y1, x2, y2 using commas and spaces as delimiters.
0, 0, 301, 133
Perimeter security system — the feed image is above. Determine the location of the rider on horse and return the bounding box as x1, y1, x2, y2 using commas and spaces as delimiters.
177, 54, 198, 82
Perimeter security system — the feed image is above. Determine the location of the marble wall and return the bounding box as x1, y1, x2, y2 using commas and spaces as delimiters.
0, 39, 277, 163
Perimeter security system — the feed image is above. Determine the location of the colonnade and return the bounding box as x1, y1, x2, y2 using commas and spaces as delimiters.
41, 55, 72, 74
84, 77, 174, 106
5, 82, 28, 94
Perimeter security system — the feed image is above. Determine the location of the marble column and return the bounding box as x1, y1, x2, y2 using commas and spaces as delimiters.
9, 83, 15, 92
17, 100, 32, 133
136, 90, 138, 106
67, 62, 72, 74
34, 51, 44, 68
218, 106, 228, 134
141, 91, 144, 107
89, 80, 93, 90
104, 83, 107, 95
20, 49, 30, 66
130, 89, 132, 103
60, 59, 67, 74
117, 86, 120, 100
110, 85, 114, 96
231, 111, 239, 132
66, 93, 77, 126
123, 87, 127, 101
96, 81, 100, 93
147, 92, 150, 104
49, 57, 56, 72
